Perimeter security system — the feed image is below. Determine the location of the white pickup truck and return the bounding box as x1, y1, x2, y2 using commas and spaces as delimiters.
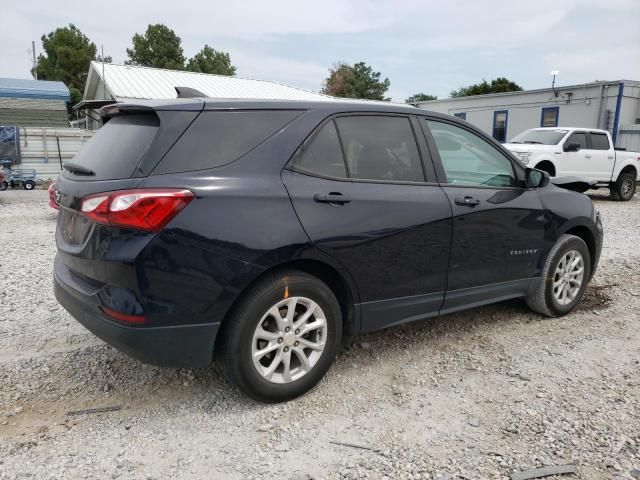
505, 127, 640, 201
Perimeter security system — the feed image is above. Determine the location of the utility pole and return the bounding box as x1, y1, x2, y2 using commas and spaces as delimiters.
32, 40, 38, 79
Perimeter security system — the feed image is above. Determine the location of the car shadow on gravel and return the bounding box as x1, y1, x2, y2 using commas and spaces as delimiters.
587, 192, 639, 203
22, 285, 613, 416
16, 301, 529, 415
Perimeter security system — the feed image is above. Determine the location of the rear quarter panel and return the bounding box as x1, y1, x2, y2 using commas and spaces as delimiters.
612, 151, 640, 180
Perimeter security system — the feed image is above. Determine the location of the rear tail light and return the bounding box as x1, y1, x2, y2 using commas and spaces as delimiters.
80, 189, 194, 232
48, 183, 59, 210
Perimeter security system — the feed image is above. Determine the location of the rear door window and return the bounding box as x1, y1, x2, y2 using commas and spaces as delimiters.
154, 110, 301, 174
590, 133, 610, 150
69, 114, 159, 180
288, 121, 347, 178
334, 116, 425, 182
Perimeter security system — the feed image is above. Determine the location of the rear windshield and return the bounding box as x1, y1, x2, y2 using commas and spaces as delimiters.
153, 110, 301, 174
69, 114, 159, 180
509, 129, 568, 145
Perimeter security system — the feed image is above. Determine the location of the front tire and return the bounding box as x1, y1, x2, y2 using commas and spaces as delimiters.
612, 172, 636, 201
23, 180, 35, 190
527, 234, 591, 317
221, 270, 342, 402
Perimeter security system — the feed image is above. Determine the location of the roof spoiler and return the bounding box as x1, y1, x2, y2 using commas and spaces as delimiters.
175, 86, 207, 98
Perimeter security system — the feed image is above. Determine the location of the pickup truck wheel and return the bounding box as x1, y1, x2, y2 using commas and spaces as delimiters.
23, 180, 35, 190
0, 181, 7, 191
220, 270, 342, 403
526, 234, 591, 317
613, 173, 636, 201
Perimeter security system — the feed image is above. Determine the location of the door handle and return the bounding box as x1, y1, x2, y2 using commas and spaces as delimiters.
313, 193, 351, 205
454, 196, 480, 207
585, 154, 592, 158
607, 155, 614, 159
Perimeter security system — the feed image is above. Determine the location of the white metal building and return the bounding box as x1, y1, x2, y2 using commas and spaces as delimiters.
17, 127, 93, 179
414, 80, 640, 150
75, 62, 336, 129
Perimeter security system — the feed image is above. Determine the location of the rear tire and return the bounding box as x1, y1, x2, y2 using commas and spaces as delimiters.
526, 234, 591, 317
221, 270, 342, 402
0, 181, 7, 191
612, 172, 636, 201
23, 180, 35, 190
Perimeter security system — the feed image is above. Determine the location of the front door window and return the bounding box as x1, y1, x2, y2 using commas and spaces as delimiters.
426, 120, 517, 187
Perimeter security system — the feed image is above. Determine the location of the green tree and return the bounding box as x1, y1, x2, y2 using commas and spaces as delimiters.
405, 93, 437, 103
450, 77, 522, 97
126, 24, 185, 69
34, 24, 97, 106
186, 45, 236, 75
95, 54, 113, 63
321, 62, 391, 101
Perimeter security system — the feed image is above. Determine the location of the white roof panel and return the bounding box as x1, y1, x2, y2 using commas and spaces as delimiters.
88, 62, 334, 102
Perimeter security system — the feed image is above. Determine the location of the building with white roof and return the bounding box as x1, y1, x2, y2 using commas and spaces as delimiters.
75, 62, 338, 129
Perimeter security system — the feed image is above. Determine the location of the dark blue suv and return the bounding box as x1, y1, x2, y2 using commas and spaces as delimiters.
53, 98, 603, 402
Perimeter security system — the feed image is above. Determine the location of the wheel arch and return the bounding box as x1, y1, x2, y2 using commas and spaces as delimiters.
618, 164, 637, 179
534, 158, 557, 176
562, 225, 597, 280
216, 258, 359, 354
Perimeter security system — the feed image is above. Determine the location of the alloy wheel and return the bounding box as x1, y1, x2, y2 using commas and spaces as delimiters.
552, 250, 585, 306
251, 296, 327, 384
621, 178, 633, 199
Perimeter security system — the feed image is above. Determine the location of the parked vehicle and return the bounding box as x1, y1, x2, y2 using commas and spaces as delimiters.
53, 99, 603, 402
0, 168, 37, 190
505, 127, 640, 200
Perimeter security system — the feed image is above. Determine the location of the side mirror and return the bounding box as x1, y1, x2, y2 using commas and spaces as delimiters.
525, 168, 550, 188
564, 142, 581, 152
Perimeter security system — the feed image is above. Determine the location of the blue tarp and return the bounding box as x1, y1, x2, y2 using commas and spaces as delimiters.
0, 126, 20, 165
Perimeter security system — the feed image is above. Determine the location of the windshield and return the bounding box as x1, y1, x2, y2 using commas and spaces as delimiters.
509, 129, 568, 145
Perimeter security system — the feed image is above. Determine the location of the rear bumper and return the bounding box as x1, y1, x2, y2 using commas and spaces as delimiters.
54, 259, 219, 368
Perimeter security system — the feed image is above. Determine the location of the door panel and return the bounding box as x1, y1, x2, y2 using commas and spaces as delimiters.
561, 131, 589, 177
588, 132, 615, 180
441, 186, 546, 291
283, 170, 452, 303
423, 118, 546, 307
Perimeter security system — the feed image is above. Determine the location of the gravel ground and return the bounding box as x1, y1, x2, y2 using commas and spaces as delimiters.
0, 189, 638, 480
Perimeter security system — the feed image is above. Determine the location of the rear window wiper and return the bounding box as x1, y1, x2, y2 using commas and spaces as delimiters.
524, 141, 543, 144
63, 162, 95, 176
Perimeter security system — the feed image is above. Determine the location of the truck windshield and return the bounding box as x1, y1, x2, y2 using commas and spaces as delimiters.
510, 129, 568, 145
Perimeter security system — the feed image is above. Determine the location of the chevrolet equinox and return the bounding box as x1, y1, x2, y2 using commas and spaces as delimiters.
53, 98, 603, 402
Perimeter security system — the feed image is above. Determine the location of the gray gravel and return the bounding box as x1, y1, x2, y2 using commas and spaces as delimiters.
0, 189, 639, 480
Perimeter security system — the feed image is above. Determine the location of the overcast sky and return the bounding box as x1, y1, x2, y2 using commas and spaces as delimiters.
2, 0, 639, 102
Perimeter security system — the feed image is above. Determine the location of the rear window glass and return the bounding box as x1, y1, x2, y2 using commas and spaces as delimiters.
590, 133, 610, 150
154, 110, 301, 174
69, 114, 159, 180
